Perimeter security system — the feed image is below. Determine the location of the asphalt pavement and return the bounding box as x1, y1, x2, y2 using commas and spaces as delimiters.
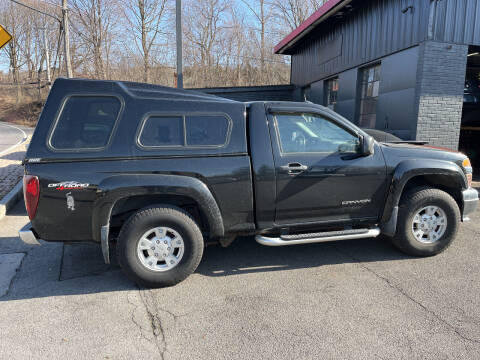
1, 200, 480, 359
0, 121, 33, 155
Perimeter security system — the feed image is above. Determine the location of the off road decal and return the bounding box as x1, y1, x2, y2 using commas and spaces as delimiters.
48, 181, 90, 190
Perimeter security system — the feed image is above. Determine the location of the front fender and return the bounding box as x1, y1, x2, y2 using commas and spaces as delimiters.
381, 159, 467, 235
91, 174, 224, 242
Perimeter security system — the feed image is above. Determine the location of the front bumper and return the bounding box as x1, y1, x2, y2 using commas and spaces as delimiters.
18, 223, 41, 245
462, 188, 479, 219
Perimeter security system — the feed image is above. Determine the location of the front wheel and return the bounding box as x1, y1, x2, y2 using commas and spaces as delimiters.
392, 187, 460, 257
117, 206, 204, 288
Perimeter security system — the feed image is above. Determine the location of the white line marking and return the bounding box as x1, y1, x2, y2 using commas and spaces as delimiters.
0, 122, 28, 156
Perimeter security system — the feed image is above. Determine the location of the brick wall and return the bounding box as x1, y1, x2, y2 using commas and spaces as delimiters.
415, 41, 468, 150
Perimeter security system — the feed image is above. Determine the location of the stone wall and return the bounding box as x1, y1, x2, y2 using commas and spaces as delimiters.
415, 41, 468, 150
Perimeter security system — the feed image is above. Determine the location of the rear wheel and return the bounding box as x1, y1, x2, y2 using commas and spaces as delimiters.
392, 187, 460, 256
117, 206, 204, 288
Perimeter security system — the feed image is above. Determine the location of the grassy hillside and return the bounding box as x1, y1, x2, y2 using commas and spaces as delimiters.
0, 94, 43, 127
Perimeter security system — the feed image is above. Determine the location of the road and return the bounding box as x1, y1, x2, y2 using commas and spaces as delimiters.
0, 121, 33, 155
1, 200, 480, 359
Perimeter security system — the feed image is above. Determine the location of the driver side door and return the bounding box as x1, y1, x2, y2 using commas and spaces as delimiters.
269, 111, 388, 226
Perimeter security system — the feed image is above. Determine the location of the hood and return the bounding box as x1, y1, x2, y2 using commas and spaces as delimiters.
379, 142, 468, 164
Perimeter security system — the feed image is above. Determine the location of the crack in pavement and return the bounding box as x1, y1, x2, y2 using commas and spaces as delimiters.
126, 290, 163, 357
134, 288, 200, 359
136, 287, 167, 359
334, 245, 480, 348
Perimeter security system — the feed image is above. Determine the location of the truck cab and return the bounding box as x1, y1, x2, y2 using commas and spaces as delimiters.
249, 102, 386, 229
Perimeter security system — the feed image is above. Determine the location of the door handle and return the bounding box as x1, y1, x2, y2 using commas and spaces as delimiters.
280, 163, 309, 172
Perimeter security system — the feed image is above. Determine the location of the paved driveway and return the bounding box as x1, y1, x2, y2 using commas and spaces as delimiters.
0, 122, 33, 199
1, 200, 479, 359
0, 122, 32, 155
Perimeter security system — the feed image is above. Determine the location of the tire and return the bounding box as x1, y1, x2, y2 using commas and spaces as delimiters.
392, 187, 460, 257
117, 205, 204, 288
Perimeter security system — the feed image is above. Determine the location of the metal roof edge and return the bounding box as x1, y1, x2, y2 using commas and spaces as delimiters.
191, 84, 295, 93
274, 0, 351, 55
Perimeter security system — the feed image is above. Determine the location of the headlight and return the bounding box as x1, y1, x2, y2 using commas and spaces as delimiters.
462, 158, 473, 187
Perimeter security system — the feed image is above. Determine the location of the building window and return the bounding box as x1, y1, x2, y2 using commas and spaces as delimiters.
358, 64, 381, 128
325, 77, 339, 110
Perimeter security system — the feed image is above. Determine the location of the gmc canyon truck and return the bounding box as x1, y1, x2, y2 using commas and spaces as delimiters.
19, 78, 478, 287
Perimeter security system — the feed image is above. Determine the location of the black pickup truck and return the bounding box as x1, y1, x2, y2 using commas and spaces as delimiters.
19, 78, 478, 287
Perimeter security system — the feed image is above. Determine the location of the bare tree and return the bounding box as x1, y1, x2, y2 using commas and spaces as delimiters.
240, 0, 271, 79
71, 0, 117, 79
123, 0, 169, 82
0, 0, 291, 96
272, 0, 325, 32
1, 2, 27, 102
224, 6, 247, 85
183, 0, 229, 87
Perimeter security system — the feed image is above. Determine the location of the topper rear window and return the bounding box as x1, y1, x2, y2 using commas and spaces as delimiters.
49, 96, 121, 150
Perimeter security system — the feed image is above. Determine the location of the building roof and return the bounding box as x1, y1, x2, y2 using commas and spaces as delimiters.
274, 0, 351, 55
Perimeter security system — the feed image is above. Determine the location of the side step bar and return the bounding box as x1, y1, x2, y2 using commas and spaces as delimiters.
255, 228, 381, 247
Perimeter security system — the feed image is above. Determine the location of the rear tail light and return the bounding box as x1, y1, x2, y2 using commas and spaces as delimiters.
23, 175, 40, 220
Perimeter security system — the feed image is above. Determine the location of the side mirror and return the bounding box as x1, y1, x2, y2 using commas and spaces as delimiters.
361, 135, 375, 156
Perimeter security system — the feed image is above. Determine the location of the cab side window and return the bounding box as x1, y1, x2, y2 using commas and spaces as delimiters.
275, 113, 360, 154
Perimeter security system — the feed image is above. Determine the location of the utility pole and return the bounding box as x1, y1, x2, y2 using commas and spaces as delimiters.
43, 26, 52, 87
62, 0, 73, 78
175, 0, 183, 89
8, 0, 71, 78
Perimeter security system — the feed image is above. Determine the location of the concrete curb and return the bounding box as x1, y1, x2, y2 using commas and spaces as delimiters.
0, 123, 28, 157
0, 180, 23, 221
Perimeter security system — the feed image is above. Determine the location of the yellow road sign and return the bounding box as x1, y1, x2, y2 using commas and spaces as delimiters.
0, 24, 12, 50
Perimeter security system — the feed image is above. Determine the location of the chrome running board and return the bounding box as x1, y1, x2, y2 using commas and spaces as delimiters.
256, 228, 381, 247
